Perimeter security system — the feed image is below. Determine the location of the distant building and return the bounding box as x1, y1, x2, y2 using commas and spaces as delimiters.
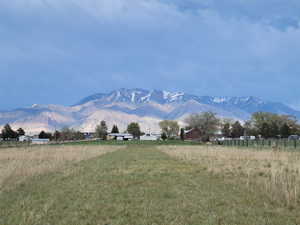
108, 133, 133, 141
18, 135, 31, 142
83, 132, 95, 139
140, 133, 160, 141
240, 136, 256, 140
184, 128, 202, 140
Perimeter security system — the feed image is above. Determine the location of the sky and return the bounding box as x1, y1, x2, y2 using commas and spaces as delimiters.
1, 0, 300, 110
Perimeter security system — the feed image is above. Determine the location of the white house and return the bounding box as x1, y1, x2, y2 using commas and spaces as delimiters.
108, 133, 134, 141
18, 135, 31, 142
140, 133, 160, 141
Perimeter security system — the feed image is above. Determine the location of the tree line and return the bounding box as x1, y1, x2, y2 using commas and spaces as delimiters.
159, 111, 300, 141
221, 112, 300, 139
1, 111, 299, 142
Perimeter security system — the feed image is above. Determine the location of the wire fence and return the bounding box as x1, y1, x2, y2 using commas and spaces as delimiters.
214, 139, 300, 151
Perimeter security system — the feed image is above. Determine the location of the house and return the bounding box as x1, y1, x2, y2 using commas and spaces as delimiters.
83, 132, 95, 139
184, 128, 202, 140
108, 133, 134, 141
140, 133, 160, 141
18, 135, 31, 142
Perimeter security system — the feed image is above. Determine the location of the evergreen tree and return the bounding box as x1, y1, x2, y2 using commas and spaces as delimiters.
1, 124, 18, 140
111, 125, 119, 134
161, 132, 167, 141
53, 130, 61, 141
39, 131, 52, 139
127, 122, 141, 139
17, 128, 25, 136
180, 128, 185, 141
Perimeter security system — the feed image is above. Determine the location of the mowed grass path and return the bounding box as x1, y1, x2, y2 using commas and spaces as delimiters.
0, 146, 299, 225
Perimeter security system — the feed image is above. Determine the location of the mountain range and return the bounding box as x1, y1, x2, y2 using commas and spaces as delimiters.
1, 88, 299, 134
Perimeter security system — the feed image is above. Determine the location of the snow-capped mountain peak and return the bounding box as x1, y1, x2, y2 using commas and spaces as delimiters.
1, 88, 299, 134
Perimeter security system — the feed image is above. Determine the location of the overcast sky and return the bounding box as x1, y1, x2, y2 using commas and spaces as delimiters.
1, 0, 300, 110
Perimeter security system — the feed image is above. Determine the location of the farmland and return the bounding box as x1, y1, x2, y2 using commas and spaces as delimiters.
1, 143, 300, 225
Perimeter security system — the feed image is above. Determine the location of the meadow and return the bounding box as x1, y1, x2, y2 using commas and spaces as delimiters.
1, 143, 300, 225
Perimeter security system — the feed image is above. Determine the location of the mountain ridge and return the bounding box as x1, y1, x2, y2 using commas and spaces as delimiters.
1, 88, 299, 134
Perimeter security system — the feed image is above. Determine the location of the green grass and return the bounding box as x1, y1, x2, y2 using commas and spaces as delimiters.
1, 145, 299, 225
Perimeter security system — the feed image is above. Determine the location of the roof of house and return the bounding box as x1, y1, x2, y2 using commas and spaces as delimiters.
108, 133, 133, 137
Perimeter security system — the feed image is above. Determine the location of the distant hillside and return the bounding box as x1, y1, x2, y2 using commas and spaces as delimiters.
1, 88, 299, 134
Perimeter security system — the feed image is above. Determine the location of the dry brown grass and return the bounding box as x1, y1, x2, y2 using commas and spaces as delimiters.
0, 145, 123, 191
159, 145, 300, 208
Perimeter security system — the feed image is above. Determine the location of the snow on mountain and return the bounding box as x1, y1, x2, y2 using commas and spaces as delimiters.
1, 88, 300, 134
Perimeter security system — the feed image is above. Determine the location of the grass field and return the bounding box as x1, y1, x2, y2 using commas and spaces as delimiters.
1, 144, 300, 225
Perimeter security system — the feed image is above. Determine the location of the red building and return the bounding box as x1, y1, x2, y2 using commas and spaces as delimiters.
184, 128, 202, 140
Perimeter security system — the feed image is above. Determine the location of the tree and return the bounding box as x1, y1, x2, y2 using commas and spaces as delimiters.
221, 123, 231, 137
159, 120, 180, 139
261, 122, 271, 139
269, 121, 279, 138
280, 123, 291, 138
111, 125, 119, 134
53, 130, 61, 141
243, 121, 257, 137
60, 127, 74, 141
73, 131, 85, 140
184, 112, 220, 141
251, 112, 299, 138
95, 121, 108, 140
38, 131, 52, 139
1, 124, 18, 140
231, 121, 244, 138
17, 128, 25, 136
161, 132, 167, 141
127, 122, 141, 139
180, 128, 185, 141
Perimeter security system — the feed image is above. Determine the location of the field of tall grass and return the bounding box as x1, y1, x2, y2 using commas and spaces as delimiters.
0, 145, 123, 192
160, 145, 300, 208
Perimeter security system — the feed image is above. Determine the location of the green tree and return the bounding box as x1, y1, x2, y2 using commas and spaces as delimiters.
53, 130, 61, 141
221, 123, 231, 137
38, 131, 52, 139
231, 121, 244, 138
159, 120, 180, 139
95, 121, 108, 140
17, 128, 25, 136
251, 112, 299, 138
261, 122, 271, 138
1, 124, 18, 140
280, 123, 291, 138
184, 112, 220, 141
180, 128, 185, 141
161, 132, 167, 141
243, 121, 257, 137
111, 125, 119, 134
269, 121, 279, 138
127, 122, 141, 139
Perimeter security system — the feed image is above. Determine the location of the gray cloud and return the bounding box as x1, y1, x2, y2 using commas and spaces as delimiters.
0, 0, 300, 110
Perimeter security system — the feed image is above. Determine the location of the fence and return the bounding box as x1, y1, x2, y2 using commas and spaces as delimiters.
215, 139, 300, 150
